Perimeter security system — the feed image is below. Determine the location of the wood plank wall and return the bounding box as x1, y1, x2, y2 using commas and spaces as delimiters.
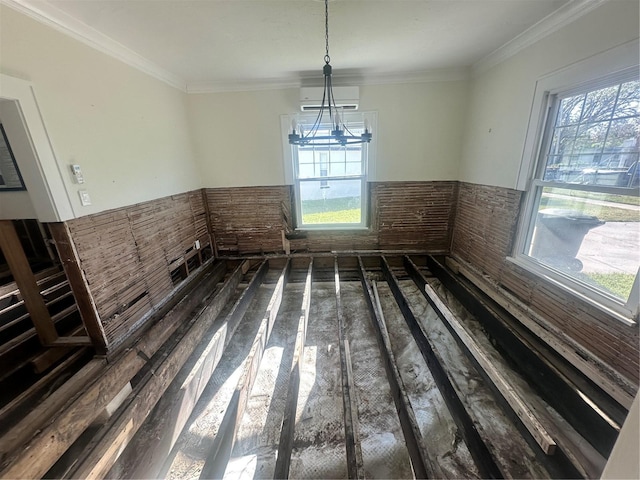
205, 182, 458, 254
450, 182, 640, 386
65, 191, 211, 349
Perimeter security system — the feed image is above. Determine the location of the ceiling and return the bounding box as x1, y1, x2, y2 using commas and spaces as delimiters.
11, 0, 599, 92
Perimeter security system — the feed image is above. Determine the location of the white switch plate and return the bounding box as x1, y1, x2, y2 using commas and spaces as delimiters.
78, 189, 91, 206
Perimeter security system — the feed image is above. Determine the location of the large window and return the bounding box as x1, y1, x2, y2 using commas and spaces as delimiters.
290, 115, 371, 229
515, 71, 639, 322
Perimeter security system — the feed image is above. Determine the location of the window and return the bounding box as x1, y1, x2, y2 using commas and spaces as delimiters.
514, 70, 639, 322
289, 113, 372, 229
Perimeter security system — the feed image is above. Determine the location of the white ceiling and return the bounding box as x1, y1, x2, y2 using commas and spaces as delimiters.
10, 0, 603, 92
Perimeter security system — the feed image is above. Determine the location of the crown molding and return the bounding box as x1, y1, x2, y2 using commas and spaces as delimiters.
472, 0, 610, 76
4, 0, 593, 94
187, 67, 470, 94
1, 0, 187, 91
187, 79, 301, 94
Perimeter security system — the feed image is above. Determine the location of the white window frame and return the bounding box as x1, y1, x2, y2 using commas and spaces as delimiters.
281, 111, 377, 231
510, 40, 640, 325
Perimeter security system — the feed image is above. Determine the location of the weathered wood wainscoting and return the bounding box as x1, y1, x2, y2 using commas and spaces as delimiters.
62, 190, 213, 351
205, 181, 458, 254
450, 182, 639, 407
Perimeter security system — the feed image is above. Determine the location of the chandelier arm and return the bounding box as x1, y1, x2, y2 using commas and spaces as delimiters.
343, 124, 357, 135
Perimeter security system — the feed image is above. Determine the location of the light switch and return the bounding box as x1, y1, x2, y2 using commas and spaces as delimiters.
78, 189, 91, 206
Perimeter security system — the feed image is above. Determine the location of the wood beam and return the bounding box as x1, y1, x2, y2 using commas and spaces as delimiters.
48, 336, 92, 346
274, 258, 313, 479
69, 261, 248, 480
31, 325, 87, 373
334, 257, 364, 479
0, 348, 89, 427
0, 220, 57, 345
48, 222, 108, 353
0, 266, 61, 300
0, 357, 109, 473
0, 261, 229, 480
200, 260, 291, 479
449, 255, 634, 411
426, 255, 621, 462
381, 256, 503, 478
106, 260, 269, 479
356, 256, 436, 480
401, 256, 556, 455
201, 188, 219, 258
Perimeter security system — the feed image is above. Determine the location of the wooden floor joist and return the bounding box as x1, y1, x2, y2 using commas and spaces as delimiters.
400, 257, 557, 455
199, 260, 291, 479
274, 258, 313, 479
357, 256, 437, 480
404, 257, 606, 478
380, 256, 504, 479
0, 348, 88, 430
0, 266, 62, 300
448, 256, 635, 410
426, 256, 621, 460
107, 260, 269, 479
334, 258, 365, 480
0, 260, 229, 480
0, 353, 126, 479
69, 261, 248, 480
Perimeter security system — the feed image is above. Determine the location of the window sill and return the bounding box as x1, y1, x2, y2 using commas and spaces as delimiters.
294, 226, 370, 232
506, 255, 637, 327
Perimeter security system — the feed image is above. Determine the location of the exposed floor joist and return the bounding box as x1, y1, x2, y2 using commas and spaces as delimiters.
1, 254, 627, 480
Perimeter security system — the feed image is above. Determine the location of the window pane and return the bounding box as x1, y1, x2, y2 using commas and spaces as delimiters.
581, 84, 618, 123
299, 179, 362, 225
557, 94, 584, 127
543, 83, 640, 184
297, 145, 362, 178
614, 80, 640, 119
529, 186, 640, 302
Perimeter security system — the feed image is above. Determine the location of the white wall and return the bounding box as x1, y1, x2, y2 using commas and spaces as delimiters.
602, 391, 640, 479
2, 0, 637, 211
0, 4, 200, 219
459, 0, 640, 189
189, 80, 469, 188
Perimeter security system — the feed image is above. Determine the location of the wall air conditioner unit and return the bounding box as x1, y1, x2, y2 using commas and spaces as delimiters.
300, 86, 359, 111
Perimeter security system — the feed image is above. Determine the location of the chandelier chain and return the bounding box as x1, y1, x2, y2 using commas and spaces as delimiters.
324, 0, 330, 64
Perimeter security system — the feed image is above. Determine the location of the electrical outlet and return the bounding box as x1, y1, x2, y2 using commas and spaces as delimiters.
195, 240, 201, 250
78, 189, 92, 206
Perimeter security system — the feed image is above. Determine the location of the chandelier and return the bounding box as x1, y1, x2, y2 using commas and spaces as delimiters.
288, 0, 372, 147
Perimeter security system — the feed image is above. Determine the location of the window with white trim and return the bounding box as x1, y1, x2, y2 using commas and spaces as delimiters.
514, 69, 639, 322
290, 114, 371, 229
